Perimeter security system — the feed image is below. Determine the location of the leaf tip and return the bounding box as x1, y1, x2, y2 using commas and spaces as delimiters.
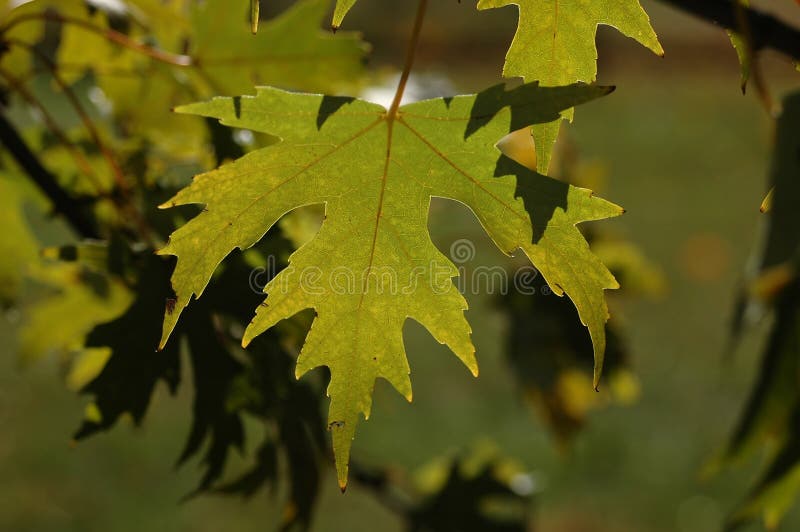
649, 38, 666, 59
173, 104, 194, 116
592, 367, 602, 392
250, 0, 259, 33
336, 459, 349, 492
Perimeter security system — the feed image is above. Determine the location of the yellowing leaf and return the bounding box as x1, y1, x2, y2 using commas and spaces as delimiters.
159, 82, 621, 487
477, 0, 663, 86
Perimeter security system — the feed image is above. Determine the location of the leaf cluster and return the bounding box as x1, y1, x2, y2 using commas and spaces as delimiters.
4, 0, 800, 529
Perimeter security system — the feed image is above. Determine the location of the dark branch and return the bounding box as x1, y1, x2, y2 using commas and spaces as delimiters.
0, 111, 100, 238
657, 0, 800, 60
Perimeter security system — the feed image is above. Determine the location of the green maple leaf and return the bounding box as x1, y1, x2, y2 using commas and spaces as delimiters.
477, 0, 663, 86
477, 0, 662, 174
158, 82, 621, 487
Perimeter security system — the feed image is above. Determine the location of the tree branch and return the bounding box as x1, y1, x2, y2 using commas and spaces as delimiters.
657, 0, 800, 60
0, 111, 100, 238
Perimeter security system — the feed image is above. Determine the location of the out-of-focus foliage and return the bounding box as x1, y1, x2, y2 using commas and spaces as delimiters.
0, 176, 39, 305
408, 445, 534, 532
716, 90, 800, 530
19, 259, 133, 366
349, 443, 536, 532
500, 285, 633, 444
1, 0, 367, 161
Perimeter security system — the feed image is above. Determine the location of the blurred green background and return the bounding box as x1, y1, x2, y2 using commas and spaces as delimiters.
2, 1, 800, 531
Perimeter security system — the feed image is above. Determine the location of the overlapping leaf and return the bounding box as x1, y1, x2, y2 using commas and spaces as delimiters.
478, 0, 662, 173
158, 82, 621, 487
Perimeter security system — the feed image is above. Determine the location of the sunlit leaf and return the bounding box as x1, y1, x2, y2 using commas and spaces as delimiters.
159, 82, 621, 487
